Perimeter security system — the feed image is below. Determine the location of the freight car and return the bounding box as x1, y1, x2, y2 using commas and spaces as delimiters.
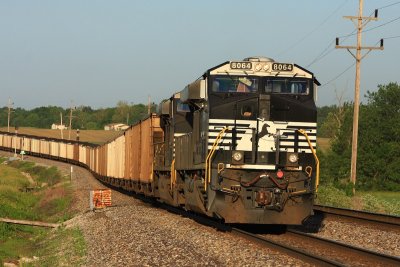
0, 56, 320, 225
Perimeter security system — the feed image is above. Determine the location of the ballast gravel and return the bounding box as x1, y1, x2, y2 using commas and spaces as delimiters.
3, 152, 398, 266
312, 219, 400, 257
65, 165, 308, 267
2, 153, 306, 266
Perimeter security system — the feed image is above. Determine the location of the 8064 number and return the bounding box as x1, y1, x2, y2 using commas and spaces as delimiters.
230, 62, 252, 70
272, 63, 293, 72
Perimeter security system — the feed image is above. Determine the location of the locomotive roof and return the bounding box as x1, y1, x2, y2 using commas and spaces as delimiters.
205, 57, 320, 85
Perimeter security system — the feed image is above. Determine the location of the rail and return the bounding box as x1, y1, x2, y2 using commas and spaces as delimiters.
285, 229, 400, 266
314, 204, 400, 228
232, 228, 343, 266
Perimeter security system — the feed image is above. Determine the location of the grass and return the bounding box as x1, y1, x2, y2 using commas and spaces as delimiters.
358, 191, 400, 216
32, 227, 86, 266
317, 137, 331, 154
316, 184, 400, 216
0, 127, 122, 145
0, 157, 86, 265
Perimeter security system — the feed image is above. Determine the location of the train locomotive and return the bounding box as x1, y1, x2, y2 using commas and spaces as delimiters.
0, 56, 320, 225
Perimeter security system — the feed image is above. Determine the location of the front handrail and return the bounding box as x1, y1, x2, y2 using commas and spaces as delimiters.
170, 159, 176, 191
297, 129, 319, 193
205, 127, 228, 191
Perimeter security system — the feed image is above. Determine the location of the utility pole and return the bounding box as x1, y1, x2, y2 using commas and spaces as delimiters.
7, 98, 13, 133
335, 0, 383, 194
148, 95, 151, 115
60, 112, 64, 139
68, 102, 76, 140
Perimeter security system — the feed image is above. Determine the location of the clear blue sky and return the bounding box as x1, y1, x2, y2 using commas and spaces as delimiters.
1, 0, 399, 109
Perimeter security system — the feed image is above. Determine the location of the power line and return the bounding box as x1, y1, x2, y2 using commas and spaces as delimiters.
377, 1, 400, 10
321, 62, 355, 87
338, 3, 400, 38
364, 15, 400, 33
306, 26, 357, 68
383, 34, 400, 39
306, 41, 335, 67
277, 0, 349, 57
304, 1, 399, 68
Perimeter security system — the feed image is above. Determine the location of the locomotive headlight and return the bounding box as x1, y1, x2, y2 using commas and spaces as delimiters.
263, 64, 270, 71
288, 153, 298, 163
232, 151, 243, 162
255, 64, 262, 71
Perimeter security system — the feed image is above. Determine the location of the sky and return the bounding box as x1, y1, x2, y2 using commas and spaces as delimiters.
1, 0, 399, 109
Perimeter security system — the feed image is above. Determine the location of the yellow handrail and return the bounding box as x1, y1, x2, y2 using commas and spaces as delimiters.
170, 159, 176, 191
204, 127, 228, 191
297, 129, 319, 193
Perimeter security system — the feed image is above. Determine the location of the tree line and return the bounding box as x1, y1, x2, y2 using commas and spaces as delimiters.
0, 101, 156, 130
318, 82, 400, 192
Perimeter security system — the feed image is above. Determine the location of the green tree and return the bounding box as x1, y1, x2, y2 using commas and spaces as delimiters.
357, 83, 400, 190
321, 83, 400, 191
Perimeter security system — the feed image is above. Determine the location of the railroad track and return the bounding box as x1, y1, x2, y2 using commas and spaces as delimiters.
233, 227, 400, 266
159, 202, 400, 266
314, 204, 400, 232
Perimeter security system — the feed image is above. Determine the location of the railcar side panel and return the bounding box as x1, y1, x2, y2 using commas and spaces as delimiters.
139, 116, 161, 183
31, 139, 40, 154
66, 143, 74, 160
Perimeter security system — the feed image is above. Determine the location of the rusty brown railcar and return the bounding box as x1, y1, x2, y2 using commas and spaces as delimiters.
123, 114, 163, 194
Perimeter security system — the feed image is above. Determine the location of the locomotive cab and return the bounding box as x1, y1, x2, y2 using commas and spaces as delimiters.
203, 57, 320, 224
156, 56, 320, 225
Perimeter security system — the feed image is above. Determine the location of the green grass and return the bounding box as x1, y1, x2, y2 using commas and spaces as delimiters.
317, 137, 331, 153
316, 184, 400, 216
358, 191, 400, 216
0, 157, 86, 265
32, 227, 86, 266
316, 184, 352, 208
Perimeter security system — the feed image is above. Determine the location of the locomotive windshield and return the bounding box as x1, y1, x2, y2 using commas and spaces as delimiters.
263, 78, 310, 95
211, 76, 258, 93
210, 76, 311, 95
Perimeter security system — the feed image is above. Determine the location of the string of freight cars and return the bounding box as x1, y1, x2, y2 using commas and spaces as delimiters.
0, 56, 320, 226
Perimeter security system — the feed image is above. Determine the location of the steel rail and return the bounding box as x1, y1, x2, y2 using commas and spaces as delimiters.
232, 228, 343, 266
156, 202, 343, 266
287, 229, 400, 266
314, 204, 400, 227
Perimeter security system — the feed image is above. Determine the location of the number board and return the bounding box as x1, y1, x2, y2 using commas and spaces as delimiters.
272, 63, 294, 72
230, 62, 252, 70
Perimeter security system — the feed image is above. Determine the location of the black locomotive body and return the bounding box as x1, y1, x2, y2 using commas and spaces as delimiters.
154, 56, 320, 224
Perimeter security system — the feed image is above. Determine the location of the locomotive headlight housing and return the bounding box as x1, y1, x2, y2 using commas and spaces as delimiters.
288, 153, 298, 163
232, 151, 244, 164
255, 64, 262, 71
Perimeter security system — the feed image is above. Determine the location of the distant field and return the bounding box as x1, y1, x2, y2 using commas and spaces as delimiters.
317, 137, 331, 153
0, 127, 122, 145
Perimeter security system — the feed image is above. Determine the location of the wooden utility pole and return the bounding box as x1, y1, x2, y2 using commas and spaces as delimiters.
335, 0, 383, 194
7, 98, 13, 132
148, 95, 151, 115
68, 103, 76, 140
60, 112, 64, 139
